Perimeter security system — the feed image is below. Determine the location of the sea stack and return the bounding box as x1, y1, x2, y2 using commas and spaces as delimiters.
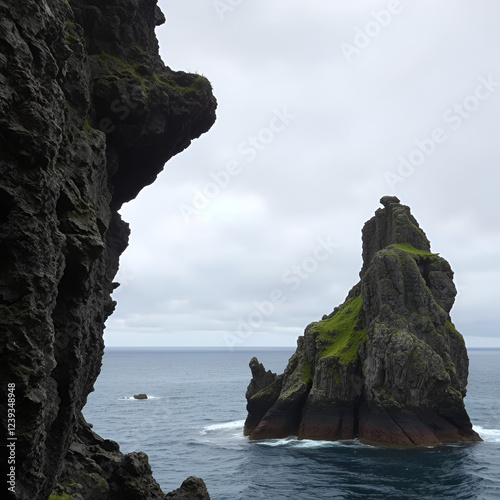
244, 196, 481, 447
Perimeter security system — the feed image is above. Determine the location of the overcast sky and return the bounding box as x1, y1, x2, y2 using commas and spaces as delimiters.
105, 0, 500, 349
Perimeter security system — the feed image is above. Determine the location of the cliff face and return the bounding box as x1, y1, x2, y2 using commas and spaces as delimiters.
245, 196, 481, 447
0, 1, 215, 499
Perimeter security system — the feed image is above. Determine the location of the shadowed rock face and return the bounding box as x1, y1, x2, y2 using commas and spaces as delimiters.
0, 0, 215, 498
244, 197, 481, 447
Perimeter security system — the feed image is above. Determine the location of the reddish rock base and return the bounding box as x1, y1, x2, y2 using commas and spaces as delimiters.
357, 406, 482, 446
247, 403, 482, 447
245, 396, 307, 440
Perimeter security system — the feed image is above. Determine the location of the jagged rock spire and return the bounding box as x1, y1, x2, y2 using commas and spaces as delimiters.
360, 196, 430, 277
244, 197, 481, 447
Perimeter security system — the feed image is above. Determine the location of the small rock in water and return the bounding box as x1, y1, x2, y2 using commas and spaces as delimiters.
133, 394, 148, 400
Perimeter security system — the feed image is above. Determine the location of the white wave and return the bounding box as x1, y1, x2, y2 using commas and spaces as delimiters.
200, 420, 245, 435
254, 436, 297, 447
294, 439, 345, 449
474, 426, 500, 442
255, 436, 347, 448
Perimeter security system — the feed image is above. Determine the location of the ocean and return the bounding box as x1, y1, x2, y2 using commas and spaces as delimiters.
83, 348, 500, 499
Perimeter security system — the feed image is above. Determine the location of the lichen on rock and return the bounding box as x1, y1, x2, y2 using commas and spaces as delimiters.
0, 0, 215, 498
244, 197, 481, 447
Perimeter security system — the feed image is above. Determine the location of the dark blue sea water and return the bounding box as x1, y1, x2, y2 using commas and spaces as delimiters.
83, 348, 500, 499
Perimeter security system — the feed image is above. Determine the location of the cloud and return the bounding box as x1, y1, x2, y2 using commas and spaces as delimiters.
105, 0, 500, 348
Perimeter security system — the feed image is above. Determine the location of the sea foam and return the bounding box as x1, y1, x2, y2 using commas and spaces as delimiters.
200, 420, 245, 435
474, 426, 500, 442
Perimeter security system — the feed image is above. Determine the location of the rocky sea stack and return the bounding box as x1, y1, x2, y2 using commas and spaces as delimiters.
244, 196, 482, 447
1, 0, 215, 499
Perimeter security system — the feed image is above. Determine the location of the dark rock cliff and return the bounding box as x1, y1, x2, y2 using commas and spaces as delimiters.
244, 196, 481, 447
0, 0, 215, 499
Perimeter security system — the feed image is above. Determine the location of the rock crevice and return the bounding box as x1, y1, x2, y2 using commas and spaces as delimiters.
244, 197, 481, 447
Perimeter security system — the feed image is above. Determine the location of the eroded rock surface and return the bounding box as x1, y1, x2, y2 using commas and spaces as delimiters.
244, 197, 481, 447
0, 0, 215, 498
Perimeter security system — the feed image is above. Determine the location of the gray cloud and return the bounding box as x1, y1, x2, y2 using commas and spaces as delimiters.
105, 0, 500, 348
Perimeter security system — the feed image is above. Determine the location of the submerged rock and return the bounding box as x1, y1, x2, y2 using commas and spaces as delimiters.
244, 197, 481, 447
0, 0, 216, 498
134, 393, 148, 400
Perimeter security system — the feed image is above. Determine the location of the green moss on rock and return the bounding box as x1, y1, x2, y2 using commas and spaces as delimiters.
60, 478, 76, 487
329, 367, 342, 385
48, 492, 71, 500
83, 117, 93, 133
96, 52, 211, 100
279, 380, 306, 400
96, 52, 144, 79
390, 243, 437, 257
309, 295, 367, 364
301, 359, 312, 383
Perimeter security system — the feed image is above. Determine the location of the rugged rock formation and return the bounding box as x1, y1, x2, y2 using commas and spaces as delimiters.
244, 358, 283, 436
0, 0, 215, 498
165, 477, 211, 500
245, 196, 481, 447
